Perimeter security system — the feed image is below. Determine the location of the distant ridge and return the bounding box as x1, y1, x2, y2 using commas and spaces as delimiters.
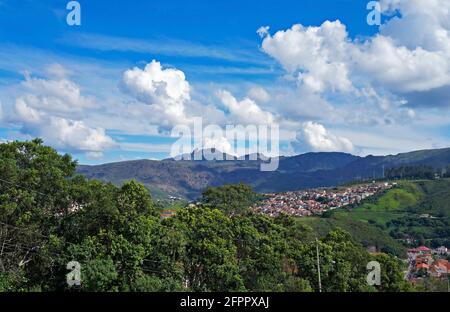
166, 148, 271, 161
77, 147, 450, 200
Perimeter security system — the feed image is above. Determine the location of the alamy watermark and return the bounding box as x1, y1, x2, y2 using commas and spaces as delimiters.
170, 117, 280, 171
366, 261, 381, 286
66, 261, 81, 287
367, 1, 381, 26
66, 1, 81, 26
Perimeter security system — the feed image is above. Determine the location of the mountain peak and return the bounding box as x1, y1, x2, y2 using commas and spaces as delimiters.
168, 148, 237, 161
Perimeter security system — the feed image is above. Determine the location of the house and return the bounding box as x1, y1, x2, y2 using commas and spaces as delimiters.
408, 246, 431, 257
367, 246, 377, 253
160, 210, 176, 220
435, 246, 448, 255
416, 263, 429, 270
410, 246, 432, 255
429, 259, 450, 278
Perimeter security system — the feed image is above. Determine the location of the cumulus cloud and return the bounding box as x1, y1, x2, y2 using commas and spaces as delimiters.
260, 21, 354, 93
355, 36, 450, 93
20, 73, 97, 115
12, 99, 114, 156
247, 86, 271, 103
3, 71, 115, 157
217, 90, 275, 125
380, 0, 450, 52
121, 60, 191, 125
45, 63, 72, 79
42, 117, 114, 154
260, 1, 450, 95
293, 122, 354, 153
255, 0, 450, 156
122, 60, 190, 103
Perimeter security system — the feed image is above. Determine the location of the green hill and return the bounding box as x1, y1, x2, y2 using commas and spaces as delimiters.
326, 179, 450, 252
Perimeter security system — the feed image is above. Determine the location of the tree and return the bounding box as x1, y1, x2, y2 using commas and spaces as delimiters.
0, 139, 76, 227
116, 180, 156, 217
371, 253, 413, 292
295, 228, 370, 292
168, 206, 244, 291
201, 183, 258, 216
232, 213, 321, 292
0, 139, 77, 290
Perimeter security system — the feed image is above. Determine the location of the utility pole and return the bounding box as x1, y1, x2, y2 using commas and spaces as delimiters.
316, 238, 322, 293
447, 272, 450, 292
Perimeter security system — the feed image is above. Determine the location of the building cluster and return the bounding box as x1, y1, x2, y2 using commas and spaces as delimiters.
254, 182, 395, 217
407, 246, 450, 281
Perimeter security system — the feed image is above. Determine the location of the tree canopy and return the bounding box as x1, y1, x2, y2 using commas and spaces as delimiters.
0, 140, 412, 292
201, 183, 259, 216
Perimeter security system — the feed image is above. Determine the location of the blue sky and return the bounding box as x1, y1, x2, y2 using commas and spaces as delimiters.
0, 0, 449, 164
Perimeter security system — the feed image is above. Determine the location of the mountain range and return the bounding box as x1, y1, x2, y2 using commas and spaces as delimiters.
77, 147, 450, 200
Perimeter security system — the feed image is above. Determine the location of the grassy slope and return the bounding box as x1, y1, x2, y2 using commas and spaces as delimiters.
337, 179, 450, 239
296, 179, 450, 257
411, 179, 450, 217
334, 181, 423, 224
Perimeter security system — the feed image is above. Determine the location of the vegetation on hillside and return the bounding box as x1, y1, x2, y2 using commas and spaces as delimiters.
0, 140, 412, 292
77, 147, 450, 200
328, 179, 450, 248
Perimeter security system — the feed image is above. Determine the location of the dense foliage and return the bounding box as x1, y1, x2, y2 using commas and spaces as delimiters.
386, 166, 436, 180
0, 140, 411, 292
201, 183, 260, 216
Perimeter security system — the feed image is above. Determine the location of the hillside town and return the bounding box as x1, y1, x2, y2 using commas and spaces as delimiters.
406, 246, 450, 282
254, 182, 396, 217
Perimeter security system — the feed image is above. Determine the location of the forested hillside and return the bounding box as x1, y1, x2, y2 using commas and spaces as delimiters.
0, 140, 411, 292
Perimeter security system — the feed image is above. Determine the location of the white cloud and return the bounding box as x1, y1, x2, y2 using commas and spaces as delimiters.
121, 60, 192, 126
247, 86, 271, 103
14, 97, 43, 124
255, 1, 450, 156
1, 70, 115, 157
44, 117, 114, 153
20, 73, 97, 115
380, 0, 450, 52
122, 60, 190, 104
336, 125, 441, 156
45, 63, 72, 79
260, 2, 450, 95
12, 96, 114, 155
257, 26, 270, 38
355, 35, 450, 93
261, 21, 354, 93
217, 90, 275, 125
294, 122, 354, 153
202, 136, 234, 155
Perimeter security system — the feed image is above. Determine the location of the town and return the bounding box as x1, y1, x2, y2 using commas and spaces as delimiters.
254, 182, 396, 217
406, 246, 450, 286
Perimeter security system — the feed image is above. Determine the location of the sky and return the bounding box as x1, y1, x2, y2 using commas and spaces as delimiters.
0, 0, 449, 164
